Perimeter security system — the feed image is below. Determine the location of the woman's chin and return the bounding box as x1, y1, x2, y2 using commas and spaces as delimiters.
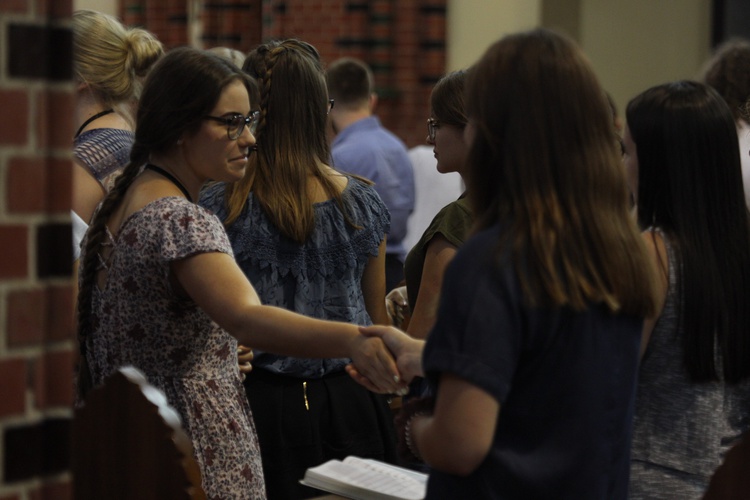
224, 163, 248, 182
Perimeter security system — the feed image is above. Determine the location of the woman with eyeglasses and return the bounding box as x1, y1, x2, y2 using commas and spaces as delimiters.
76, 47, 404, 500
378, 71, 473, 475
389, 70, 472, 343
200, 39, 399, 499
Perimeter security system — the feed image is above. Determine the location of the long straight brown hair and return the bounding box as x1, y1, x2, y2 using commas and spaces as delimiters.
465, 29, 659, 317
223, 39, 357, 243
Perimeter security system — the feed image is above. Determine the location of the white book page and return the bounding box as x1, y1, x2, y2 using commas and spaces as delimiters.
304, 456, 426, 500
340, 456, 426, 499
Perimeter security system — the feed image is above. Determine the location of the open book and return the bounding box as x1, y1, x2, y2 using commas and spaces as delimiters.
300, 456, 428, 500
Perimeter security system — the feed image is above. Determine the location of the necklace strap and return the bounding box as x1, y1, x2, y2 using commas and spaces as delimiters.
144, 164, 193, 203
74, 109, 115, 138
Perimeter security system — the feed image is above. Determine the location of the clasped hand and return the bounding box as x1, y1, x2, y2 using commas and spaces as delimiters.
237, 345, 253, 379
385, 286, 409, 328
346, 325, 425, 394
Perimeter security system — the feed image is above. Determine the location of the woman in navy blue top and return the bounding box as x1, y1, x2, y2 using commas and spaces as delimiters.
351, 28, 661, 499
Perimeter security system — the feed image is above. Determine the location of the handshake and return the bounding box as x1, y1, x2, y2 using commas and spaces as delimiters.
345, 324, 426, 395
344, 285, 425, 395
234, 285, 426, 395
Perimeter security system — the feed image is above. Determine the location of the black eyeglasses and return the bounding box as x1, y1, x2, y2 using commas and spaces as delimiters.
427, 118, 440, 142
204, 111, 260, 140
327, 98, 335, 114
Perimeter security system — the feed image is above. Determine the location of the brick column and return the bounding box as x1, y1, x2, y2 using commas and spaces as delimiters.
0, 0, 74, 498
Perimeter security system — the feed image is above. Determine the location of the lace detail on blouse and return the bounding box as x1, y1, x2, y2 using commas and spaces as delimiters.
200, 177, 391, 378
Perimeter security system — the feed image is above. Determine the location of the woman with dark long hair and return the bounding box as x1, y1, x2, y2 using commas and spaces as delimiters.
624, 80, 750, 498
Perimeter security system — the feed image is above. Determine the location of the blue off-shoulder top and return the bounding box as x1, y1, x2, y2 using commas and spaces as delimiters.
200, 176, 390, 378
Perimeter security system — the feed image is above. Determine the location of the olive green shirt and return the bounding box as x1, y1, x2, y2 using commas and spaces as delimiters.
403, 195, 472, 312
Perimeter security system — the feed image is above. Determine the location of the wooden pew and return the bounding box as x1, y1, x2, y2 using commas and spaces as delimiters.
72, 366, 205, 499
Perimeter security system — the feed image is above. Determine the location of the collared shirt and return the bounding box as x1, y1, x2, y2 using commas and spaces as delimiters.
332, 116, 415, 260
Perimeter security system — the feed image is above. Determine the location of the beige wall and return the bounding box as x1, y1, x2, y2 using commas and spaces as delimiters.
73, 0, 118, 15
579, 0, 712, 119
446, 0, 541, 71
446, 0, 712, 118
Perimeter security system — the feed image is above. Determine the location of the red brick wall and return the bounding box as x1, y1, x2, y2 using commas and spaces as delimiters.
121, 0, 447, 148
0, 0, 74, 498
262, 0, 446, 148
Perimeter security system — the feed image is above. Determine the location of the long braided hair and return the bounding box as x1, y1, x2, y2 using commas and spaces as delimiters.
223, 39, 359, 242
76, 47, 253, 400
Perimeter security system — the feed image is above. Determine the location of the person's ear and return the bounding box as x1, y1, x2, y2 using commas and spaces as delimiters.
369, 93, 378, 112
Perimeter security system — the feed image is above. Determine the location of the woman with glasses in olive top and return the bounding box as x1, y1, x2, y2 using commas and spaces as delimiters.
200, 39, 398, 499
394, 70, 472, 342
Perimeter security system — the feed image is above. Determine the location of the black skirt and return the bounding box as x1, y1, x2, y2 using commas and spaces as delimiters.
244, 368, 399, 500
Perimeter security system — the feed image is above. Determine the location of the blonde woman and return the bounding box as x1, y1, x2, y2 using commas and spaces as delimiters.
72, 9, 162, 229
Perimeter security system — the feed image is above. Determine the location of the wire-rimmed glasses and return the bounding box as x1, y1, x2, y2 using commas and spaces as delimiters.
204, 111, 260, 140
427, 117, 439, 142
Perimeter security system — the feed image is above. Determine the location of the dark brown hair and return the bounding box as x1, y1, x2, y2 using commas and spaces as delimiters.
464, 28, 659, 317
627, 80, 750, 383
222, 39, 358, 242
700, 37, 750, 121
431, 70, 467, 128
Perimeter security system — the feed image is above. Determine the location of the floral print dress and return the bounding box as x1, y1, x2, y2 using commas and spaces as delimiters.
81, 197, 266, 499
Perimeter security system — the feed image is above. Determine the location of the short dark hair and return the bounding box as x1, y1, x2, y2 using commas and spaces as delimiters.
326, 57, 373, 108
700, 37, 750, 121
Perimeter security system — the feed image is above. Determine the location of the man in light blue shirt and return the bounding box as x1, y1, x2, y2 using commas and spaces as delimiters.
327, 57, 415, 291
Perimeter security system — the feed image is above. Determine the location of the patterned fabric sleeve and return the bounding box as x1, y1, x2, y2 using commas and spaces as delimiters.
73, 128, 135, 192
151, 198, 234, 262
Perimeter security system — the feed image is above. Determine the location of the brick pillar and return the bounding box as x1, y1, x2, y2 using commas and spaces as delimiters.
0, 1, 75, 499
